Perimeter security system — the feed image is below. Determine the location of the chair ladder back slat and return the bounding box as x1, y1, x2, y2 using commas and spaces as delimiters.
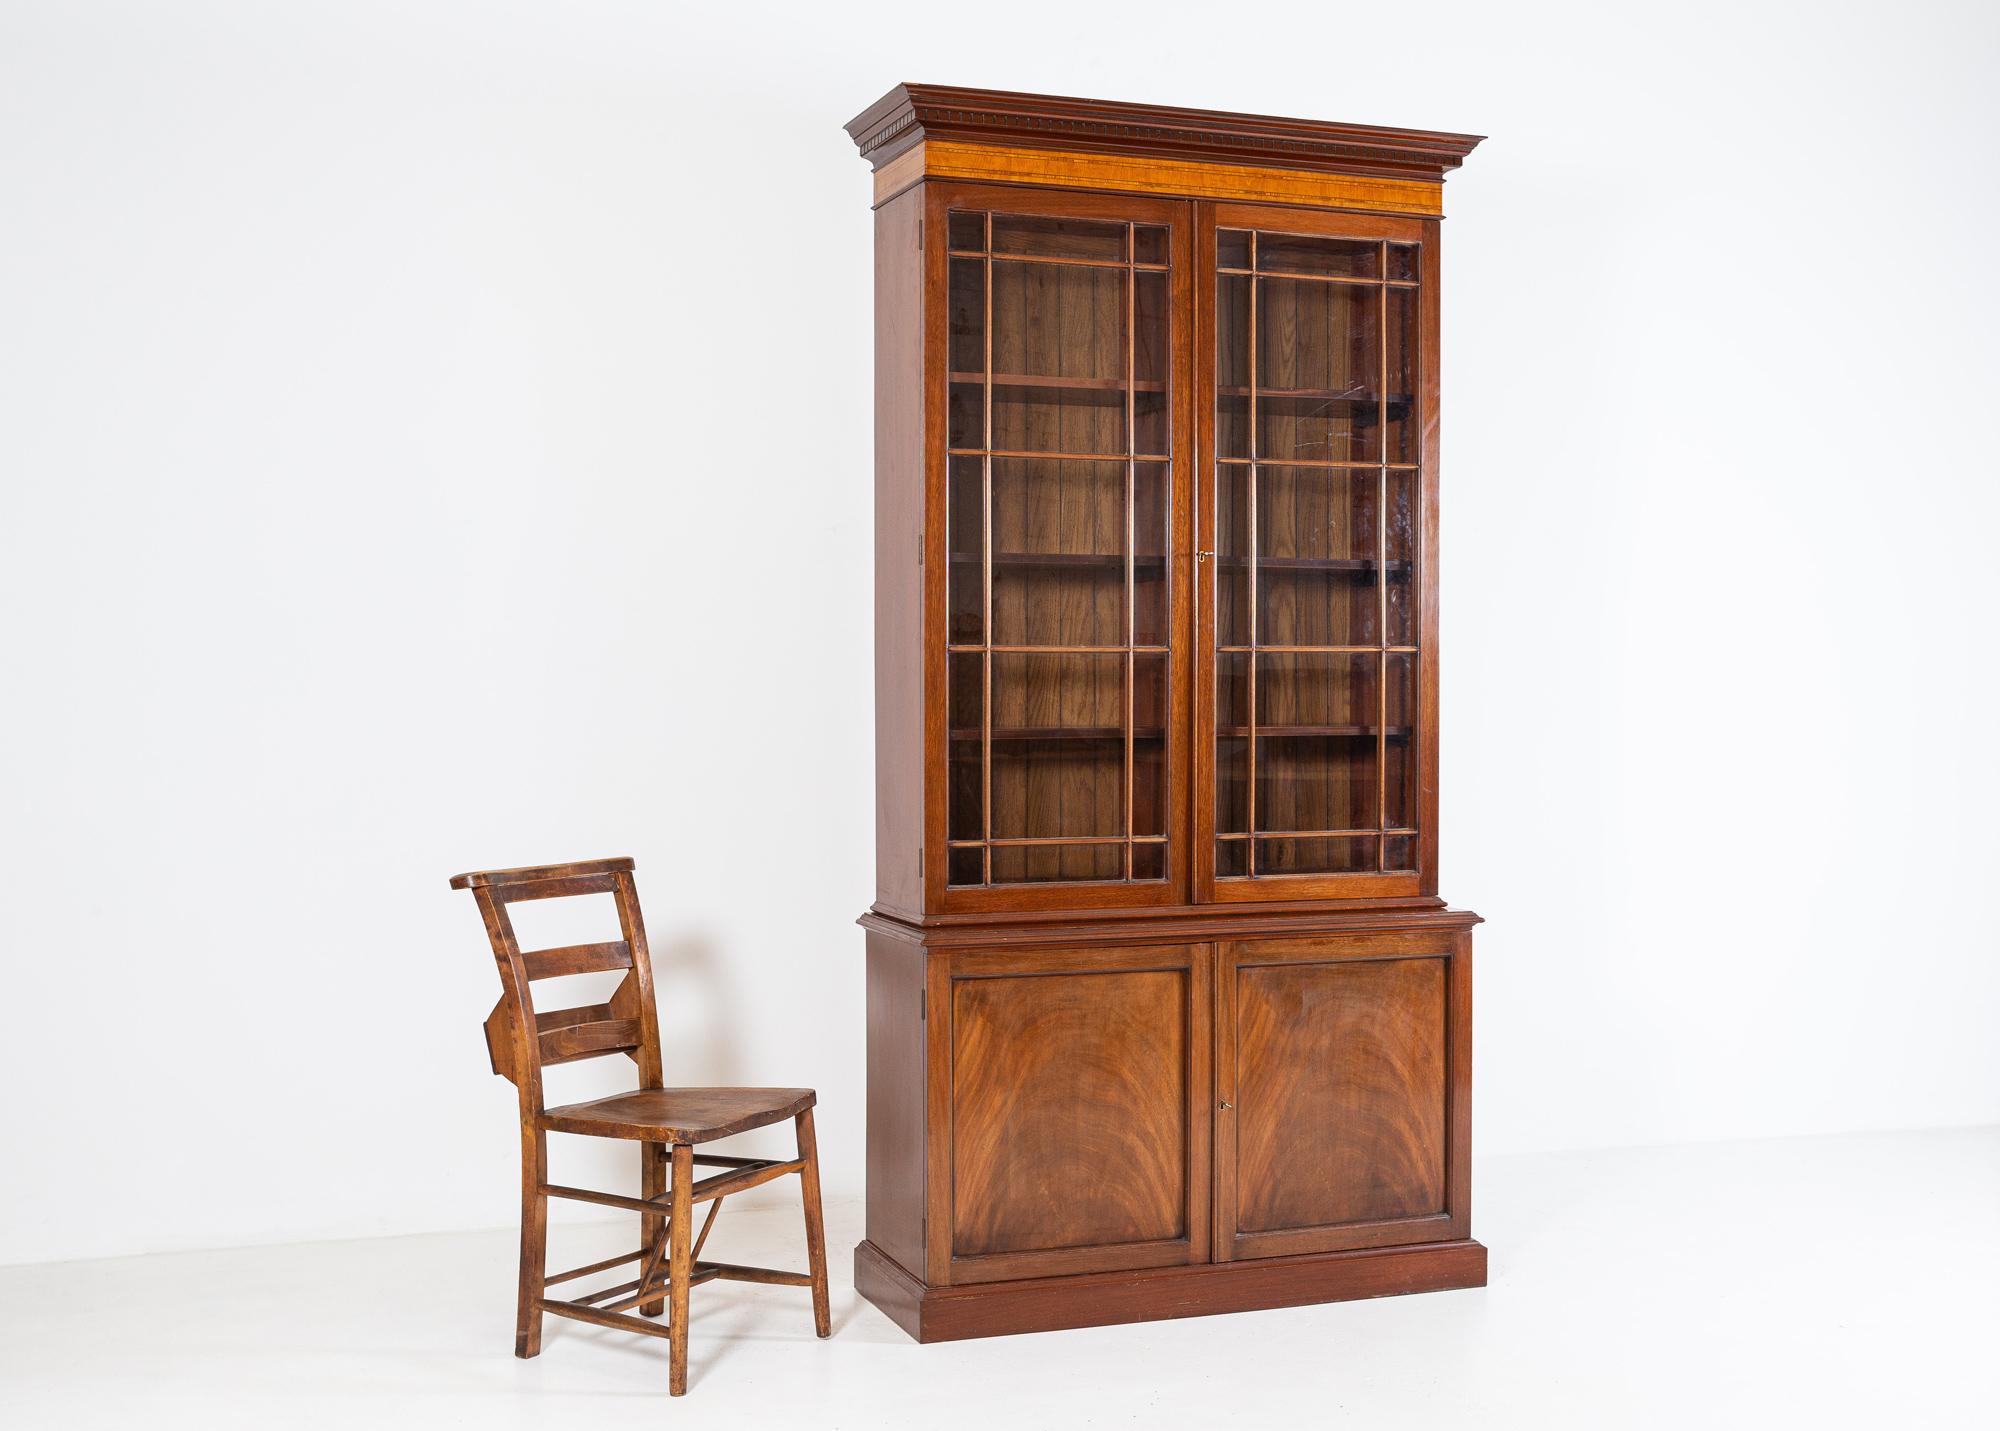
537, 1003, 615, 1034
540, 1018, 644, 1065
519, 940, 632, 980
453, 857, 663, 1105
498, 873, 623, 902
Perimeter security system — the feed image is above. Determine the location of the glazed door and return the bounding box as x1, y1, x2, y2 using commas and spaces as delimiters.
1213, 933, 1469, 1260
933, 943, 1211, 1284
927, 184, 1194, 914
1195, 204, 1440, 903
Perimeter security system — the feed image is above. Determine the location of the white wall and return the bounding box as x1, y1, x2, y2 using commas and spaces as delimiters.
2, 0, 1995, 1266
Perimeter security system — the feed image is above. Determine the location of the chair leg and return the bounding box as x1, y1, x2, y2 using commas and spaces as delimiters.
668, 1143, 693, 1396
795, 1109, 831, 1339
639, 1141, 666, 1317
516, 1127, 548, 1358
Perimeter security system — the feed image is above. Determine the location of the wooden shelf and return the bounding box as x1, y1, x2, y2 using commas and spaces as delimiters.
1218, 724, 1412, 738
948, 724, 1404, 741
952, 371, 1166, 394
1219, 386, 1411, 405
950, 551, 1167, 570
1218, 556, 1410, 573
951, 726, 1167, 743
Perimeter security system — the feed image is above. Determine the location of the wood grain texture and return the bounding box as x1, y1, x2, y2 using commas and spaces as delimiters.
517, 940, 632, 980
950, 965, 1189, 1258
856, 1234, 1486, 1343
863, 931, 927, 1278
886, 141, 1445, 216
452, 859, 833, 1395
449, 856, 633, 889
1233, 957, 1445, 1233
860, 900, 1476, 946
538, 1087, 816, 1143
795, 1109, 833, 1338
847, 84, 1481, 195
874, 186, 927, 918
850, 87, 1487, 1344
1416, 219, 1444, 893
922, 181, 1193, 917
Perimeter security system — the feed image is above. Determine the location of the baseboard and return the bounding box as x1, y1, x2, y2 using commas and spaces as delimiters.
853, 1236, 1488, 1343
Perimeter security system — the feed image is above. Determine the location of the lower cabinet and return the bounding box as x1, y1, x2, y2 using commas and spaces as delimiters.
940, 943, 1211, 1284
861, 921, 1476, 1314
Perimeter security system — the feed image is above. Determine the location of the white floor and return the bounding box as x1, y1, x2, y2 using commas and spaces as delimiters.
3, 1127, 1995, 1429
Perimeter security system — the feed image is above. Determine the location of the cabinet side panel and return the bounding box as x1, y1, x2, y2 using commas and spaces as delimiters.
874, 187, 925, 915
865, 929, 927, 1275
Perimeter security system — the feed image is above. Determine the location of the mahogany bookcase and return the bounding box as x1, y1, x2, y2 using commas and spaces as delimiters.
845, 84, 1485, 1341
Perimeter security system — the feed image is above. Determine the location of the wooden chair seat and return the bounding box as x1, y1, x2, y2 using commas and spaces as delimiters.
540, 1087, 816, 1143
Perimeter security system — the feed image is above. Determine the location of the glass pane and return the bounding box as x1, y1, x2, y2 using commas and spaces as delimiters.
1216, 465, 1250, 648
1134, 269, 1170, 456
989, 458, 1125, 648
1384, 285, 1416, 464
1257, 233, 1378, 279
1216, 229, 1250, 269
947, 258, 985, 448
1383, 651, 1418, 829
1131, 841, 1166, 881
990, 260, 1126, 454
1387, 242, 1418, 282
1216, 837, 1248, 877
1255, 653, 1379, 835
1134, 653, 1167, 836
948, 456, 984, 645
991, 214, 1126, 262
1385, 470, 1416, 646
1383, 835, 1416, 871
1133, 225, 1167, 265
991, 842, 1123, 883
948, 210, 987, 253
1216, 274, 1250, 459
1134, 462, 1170, 647
1216, 652, 1249, 833
989, 653, 1125, 840
948, 846, 984, 886
948, 652, 983, 840
1256, 466, 1379, 648
1256, 276, 1381, 463
1257, 835, 1376, 875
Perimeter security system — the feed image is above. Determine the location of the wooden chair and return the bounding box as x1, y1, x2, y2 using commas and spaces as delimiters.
451, 856, 830, 1396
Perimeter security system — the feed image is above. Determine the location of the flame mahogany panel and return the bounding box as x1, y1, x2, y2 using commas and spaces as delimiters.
1234, 957, 1445, 1232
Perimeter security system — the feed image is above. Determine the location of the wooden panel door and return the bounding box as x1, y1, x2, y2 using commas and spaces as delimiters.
1194, 201, 1442, 904
936, 942, 1211, 1284
924, 182, 1195, 915
1213, 932, 1469, 1260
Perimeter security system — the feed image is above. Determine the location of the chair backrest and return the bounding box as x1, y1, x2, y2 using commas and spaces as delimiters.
450, 857, 664, 1119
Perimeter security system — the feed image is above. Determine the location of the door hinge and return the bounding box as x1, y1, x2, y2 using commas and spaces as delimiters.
919, 988, 927, 1021
916, 217, 924, 250
917, 847, 924, 877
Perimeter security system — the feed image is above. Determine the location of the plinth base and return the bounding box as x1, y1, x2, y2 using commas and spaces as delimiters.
853, 1236, 1488, 1343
